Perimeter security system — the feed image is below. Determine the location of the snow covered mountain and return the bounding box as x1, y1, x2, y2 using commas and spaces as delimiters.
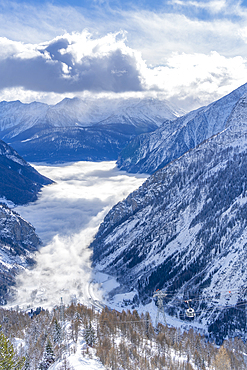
0, 97, 183, 163
0, 203, 41, 304
91, 92, 247, 342
0, 139, 53, 205
118, 82, 247, 174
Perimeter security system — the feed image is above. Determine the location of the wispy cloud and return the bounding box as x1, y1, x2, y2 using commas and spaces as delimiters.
170, 0, 227, 13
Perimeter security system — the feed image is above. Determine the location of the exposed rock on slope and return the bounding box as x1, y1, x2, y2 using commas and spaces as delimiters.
0, 139, 53, 204
0, 203, 41, 304
92, 93, 247, 342
118, 83, 247, 174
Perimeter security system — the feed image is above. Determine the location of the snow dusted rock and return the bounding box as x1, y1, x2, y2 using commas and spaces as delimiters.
0, 139, 53, 205
0, 97, 183, 163
118, 82, 247, 174
91, 93, 247, 342
0, 203, 41, 304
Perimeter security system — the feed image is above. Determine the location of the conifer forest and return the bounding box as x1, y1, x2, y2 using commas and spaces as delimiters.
0, 303, 247, 369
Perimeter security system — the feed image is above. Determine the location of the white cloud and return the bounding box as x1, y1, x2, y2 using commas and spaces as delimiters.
170, 0, 227, 13
142, 51, 247, 109
0, 31, 143, 94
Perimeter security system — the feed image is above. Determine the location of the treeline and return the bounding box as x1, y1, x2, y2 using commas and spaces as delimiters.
0, 303, 246, 369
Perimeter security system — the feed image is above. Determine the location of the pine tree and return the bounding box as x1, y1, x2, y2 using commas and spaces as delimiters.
53, 318, 62, 344
39, 338, 55, 370
0, 330, 25, 370
83, 321, 95, 347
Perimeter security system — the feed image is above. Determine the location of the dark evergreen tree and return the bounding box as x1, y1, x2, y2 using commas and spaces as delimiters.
83, 321, 95, 347
53, 318, 62, 344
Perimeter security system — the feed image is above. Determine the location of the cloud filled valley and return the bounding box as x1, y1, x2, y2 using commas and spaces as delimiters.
12, 161, 146, 309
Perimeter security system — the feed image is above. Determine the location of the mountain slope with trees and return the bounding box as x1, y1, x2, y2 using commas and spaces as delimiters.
91, 92, 247, 343
0, 302, 246, 369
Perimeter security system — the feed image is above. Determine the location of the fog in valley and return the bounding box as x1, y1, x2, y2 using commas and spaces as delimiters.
12, 161, 146, 309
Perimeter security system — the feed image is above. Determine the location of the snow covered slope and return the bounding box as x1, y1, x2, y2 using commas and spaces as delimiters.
91, 92, 247, 342
0, 97, 183, 163
0, 203, 41, 304
0, 139, 53, 204
118, 82, 247, 174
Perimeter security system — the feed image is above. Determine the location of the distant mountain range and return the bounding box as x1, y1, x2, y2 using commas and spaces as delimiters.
118, 83, 247, 174
91, 86, 247, 342
0, 97, 184, 163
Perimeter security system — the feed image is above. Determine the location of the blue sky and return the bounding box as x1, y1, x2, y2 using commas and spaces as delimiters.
1, 0, 247, 110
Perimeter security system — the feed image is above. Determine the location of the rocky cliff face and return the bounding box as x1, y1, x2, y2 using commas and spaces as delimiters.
0, 203, 41, 304
91, 93, 247, 342
117, 83, 247, 174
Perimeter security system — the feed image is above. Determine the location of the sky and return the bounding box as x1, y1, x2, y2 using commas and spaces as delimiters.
1, 0, 247, 110
13, 161, 146, 309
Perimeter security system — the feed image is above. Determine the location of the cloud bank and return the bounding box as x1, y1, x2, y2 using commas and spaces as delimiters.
12, 161, 146, 309
1, 0, 247, 109
0, 32, 143, 94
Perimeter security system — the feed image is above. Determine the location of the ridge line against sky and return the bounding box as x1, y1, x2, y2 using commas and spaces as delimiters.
1, 0, 247, 110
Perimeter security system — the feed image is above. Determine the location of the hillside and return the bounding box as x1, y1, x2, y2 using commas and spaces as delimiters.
91, 92, 247, 342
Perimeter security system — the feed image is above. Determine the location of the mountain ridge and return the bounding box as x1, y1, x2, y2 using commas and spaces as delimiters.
117, 82, 247, 174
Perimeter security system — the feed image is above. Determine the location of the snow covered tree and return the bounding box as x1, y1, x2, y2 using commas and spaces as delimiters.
83, 321, 95, 347
0, 330, 25, 370
52, 318, 62, 344
39, 338, 55, 370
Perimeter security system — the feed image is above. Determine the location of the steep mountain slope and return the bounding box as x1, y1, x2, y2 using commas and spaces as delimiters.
117, 82, 247, 174
0, 203, 41, 304
0, 139, 53, 205
91, 92, 247, 342
0, 97, 183, 163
